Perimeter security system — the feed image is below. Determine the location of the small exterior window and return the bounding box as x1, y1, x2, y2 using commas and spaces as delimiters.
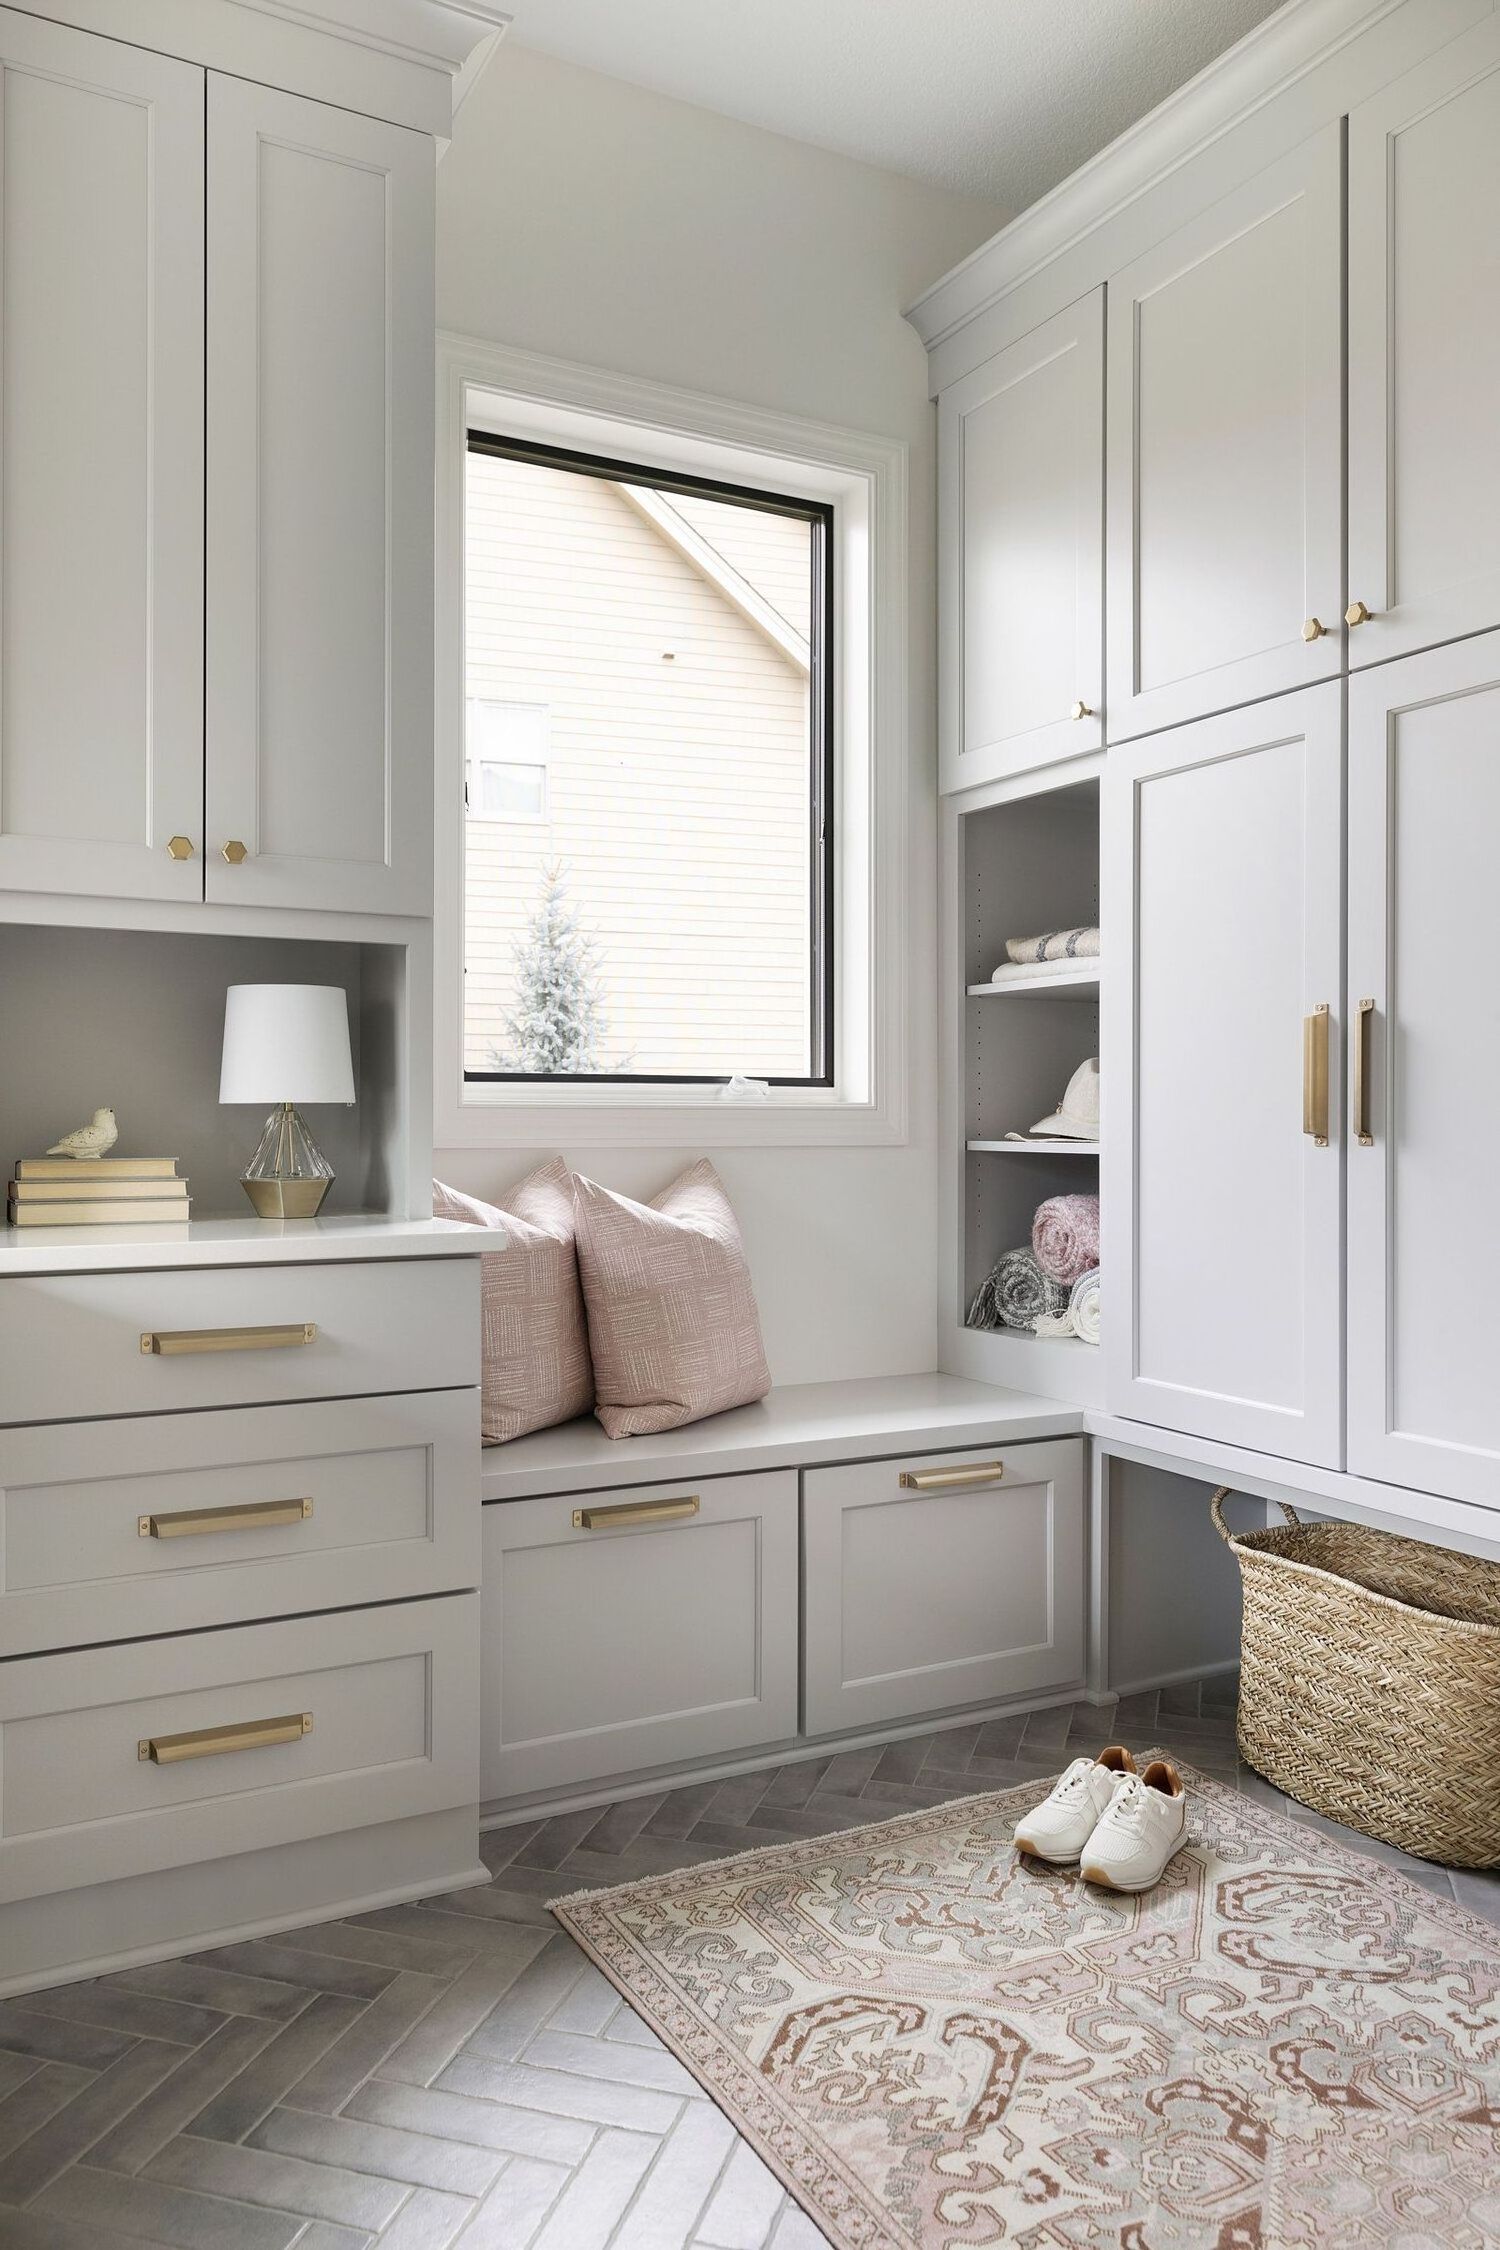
466, 701, 548, 822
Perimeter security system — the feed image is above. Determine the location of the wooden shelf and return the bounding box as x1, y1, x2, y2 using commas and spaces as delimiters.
966, 1139, 1099, 1155
967, 965, 1099, 997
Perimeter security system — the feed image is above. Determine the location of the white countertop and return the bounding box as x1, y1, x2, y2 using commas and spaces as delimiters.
481, 1372, 1084, 1502
0, 1213, 493, 1277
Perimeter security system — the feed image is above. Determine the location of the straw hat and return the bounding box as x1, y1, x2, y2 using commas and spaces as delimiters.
1030, 1056, 1099, 1140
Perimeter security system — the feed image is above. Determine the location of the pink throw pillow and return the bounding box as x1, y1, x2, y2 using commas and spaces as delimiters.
433, 1163, 593, 1444
572, 1160, 772, 1439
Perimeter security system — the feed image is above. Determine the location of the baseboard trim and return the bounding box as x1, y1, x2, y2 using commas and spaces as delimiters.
1109, 1656, 1241, 1701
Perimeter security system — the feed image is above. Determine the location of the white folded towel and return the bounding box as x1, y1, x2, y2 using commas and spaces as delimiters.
1034, 1267, 1102, 1345
1005, 927, 1100, 965
985, 955, 1099, 987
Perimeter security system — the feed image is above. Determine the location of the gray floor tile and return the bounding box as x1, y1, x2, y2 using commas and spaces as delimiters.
695, 2138, 786, 2250
522, 2028, 700, 2098
372, 1949, 549, 2091
36, 2160, 304, 2248
280, 1974, 450, 2118
1018, 1704, 1077, 1751
972, 1715, 1028, 1761
249, 2105, 504, 2196
86, 2016, 284, 2174
645, 1781, 728, 1839
0, 2208, 151, 2248
17, 1983, 227, 2050
186, 1996, 367, 2145
757, 1761, 830, 1811
0, 2068, 95, 2167
372, 2186, 474, 2249
449, 2154, 571, 2249
767, 2200, 833, 2248
814, 1744, 884, 1795
610, 2101, 737, 2249
144, 2136, 408, 2232
0, 2008, 137, 2075
189, 1946, 397, 2006
702, 1770, 777, 1826
529, 2127, 657, 2250
288, 2226, 371, 2250
269, 1922, 476, 1982
478, 1821, 546, 1875
342, 2078, 595, 2167
454, 1940, 588, 2069
0, 2040, 184, 2207
1157, 1681, 1202, 1718
579, 1794, 669, 1856
866, 1734, 940, 1786
544, 1966, 620, 2039
513, 1808, 611, 1873
435, 2052, 683, 2135
108, 1961, 314, 2026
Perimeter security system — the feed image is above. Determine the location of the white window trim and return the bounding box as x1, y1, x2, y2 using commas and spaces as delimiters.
434, 332, 910, 1149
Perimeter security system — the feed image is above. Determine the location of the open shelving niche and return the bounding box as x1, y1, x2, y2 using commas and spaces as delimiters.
940, 761, 1102, 1407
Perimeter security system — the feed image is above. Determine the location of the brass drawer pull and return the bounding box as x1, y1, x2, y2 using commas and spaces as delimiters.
572, 1496, 700, 1530
1354, 997, 1376, 1146
139, 1497, 313, 1540
139, 1711, 313, 1764
140, 1323, 318, 1357
900, 1461, 1005, 1491
1302, 1004, 1330, 1145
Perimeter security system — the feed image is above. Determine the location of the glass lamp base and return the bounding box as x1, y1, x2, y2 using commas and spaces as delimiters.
240, 1103, 335, 1220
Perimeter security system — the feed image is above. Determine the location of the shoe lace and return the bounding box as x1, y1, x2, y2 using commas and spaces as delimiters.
1104, 1774, 1152, 1831
1052, 1759, 1094, 1801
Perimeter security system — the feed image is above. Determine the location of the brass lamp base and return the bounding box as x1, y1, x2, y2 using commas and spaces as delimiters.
241, 1175, 332, 1219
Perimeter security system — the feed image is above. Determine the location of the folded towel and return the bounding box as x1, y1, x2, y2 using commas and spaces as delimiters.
1038, 1267, 1102, 1344
1005, 927, 1100, 965
1032, 1193, 1101, 1285
985, 954, 1099, 986
968, 1246, 1069, 1332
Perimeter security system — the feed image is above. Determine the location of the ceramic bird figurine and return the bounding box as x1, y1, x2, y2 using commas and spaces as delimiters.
46, 1108, 119, 1159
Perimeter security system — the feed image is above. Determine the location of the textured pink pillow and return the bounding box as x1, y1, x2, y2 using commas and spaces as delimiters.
572, 1160, 772, 1439
433, 1163, 593, 1444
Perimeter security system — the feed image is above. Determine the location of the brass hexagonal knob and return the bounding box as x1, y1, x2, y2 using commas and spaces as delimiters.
221, 839, 249, 865
1345, 600, 1373, 629
165, 835, 194, 861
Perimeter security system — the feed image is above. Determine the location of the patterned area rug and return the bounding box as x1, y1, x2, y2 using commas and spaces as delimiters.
552, 1760, 1500, 2249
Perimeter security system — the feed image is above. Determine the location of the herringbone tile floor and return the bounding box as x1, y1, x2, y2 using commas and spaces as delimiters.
2, 1674, 1496, 2249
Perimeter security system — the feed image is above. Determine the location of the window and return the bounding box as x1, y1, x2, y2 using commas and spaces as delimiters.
462, 433, 834, 1085
466, 701, 548, 822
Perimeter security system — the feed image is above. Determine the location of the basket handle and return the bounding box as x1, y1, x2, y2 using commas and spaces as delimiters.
1210, 1487, 1303, 1541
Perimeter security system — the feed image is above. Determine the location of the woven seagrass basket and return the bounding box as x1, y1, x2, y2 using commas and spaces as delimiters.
1211, 1489, 1500, 1867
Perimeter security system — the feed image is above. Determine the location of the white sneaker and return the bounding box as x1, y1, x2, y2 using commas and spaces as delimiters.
1014, 1745, 1136, 1864
1081, 1760, 1187, 1892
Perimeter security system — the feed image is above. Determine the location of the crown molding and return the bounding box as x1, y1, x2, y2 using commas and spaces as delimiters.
227, 0, 510, 78
904, 0, 1414, 352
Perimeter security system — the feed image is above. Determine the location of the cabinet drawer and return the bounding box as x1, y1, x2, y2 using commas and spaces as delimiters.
482, 1472, 798, 1803
0, 1593, 477, 1907
0, 1390, 479, 1657
802, 1440, 1085, 1736
0, 1257, 479, 1425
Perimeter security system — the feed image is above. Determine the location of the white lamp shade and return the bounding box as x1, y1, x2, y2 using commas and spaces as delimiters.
219, 984, 356, 1106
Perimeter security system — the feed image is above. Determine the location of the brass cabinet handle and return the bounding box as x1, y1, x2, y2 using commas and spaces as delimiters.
1069, 700, 1094, 721
571, 1495, 699, 1530
140, 1323, 317, 1356
1302, 1004, 1330, 1145
899, 1461, 1005, 1491
1345, 600, 1373, 629
1354, 997, 1376, 1146
166, 835, 195, 860
221, 839, 249, 864
139, 1496, 313, 1540
139, 1711, 313, 1764
1302, 617, 1327, 642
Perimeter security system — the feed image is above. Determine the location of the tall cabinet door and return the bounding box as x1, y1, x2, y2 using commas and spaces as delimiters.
1106, 129, 1343, 743
206, 78, 434, 916
1103, 684, 1344, 1466
1347, 634, 1500, 1507
1347, 16, 1500, 669
0, 11, 203, 902
938, 291, 1103, 791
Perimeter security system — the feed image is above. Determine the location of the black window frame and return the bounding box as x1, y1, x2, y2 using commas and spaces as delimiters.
463, 430, 836, 1089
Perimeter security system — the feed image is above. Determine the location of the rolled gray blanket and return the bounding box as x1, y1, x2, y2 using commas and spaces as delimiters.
968, 1246, 1070, 1332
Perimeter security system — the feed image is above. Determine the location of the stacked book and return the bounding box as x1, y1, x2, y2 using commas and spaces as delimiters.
8, 1157, 190, 1227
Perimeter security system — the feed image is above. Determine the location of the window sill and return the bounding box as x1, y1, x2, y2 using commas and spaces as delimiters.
433, 1082, 908, 1150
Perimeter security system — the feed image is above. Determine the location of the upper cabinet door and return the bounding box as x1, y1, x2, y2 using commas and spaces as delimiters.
1102, 683, 1344, 1468
1347, 16, 1500, 669
0, 12, 203, 902
206, 78, 434, 915
939, 291, 1103, 792
1106, 129, 1343, 744
1346, 632, 1500, 1508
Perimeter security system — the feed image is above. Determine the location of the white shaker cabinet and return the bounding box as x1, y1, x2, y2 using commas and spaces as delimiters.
938, 291, 1104, 790
1103, 685, 1344, 1466
1105, 128, 1343, 743
206, 78, 435, 916
1347, 14, 1500, 669
0, 10, 203, 902
1346, 632, 1500, 1508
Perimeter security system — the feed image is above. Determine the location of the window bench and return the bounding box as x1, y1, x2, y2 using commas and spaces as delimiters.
480, 1375, 1089, 1821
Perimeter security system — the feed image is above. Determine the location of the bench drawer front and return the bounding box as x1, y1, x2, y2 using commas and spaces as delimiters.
0, 1593, 477, 1906
482, 1471, 798, 1803
0, 1390, 479, 1656
802, 1439, 1086, 1736
0, 1257, 479, 1426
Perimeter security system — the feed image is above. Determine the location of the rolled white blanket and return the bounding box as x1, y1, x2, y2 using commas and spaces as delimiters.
1034, 1267, 1101, 1345
1005, 927, 1100, 965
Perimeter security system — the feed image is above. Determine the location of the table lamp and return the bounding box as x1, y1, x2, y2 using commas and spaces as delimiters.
220, 984, 355, 1217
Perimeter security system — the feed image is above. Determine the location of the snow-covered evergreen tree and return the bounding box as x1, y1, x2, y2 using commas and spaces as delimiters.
496, 863, 606, 1074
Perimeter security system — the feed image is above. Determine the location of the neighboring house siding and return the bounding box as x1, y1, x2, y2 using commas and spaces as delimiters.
464, 451, 814, 1077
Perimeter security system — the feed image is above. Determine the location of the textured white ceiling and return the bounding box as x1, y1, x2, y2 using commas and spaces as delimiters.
502, 0, 1287, 213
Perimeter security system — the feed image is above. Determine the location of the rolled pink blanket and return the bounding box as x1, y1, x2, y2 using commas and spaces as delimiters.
1032, 1193, 1100, 1285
